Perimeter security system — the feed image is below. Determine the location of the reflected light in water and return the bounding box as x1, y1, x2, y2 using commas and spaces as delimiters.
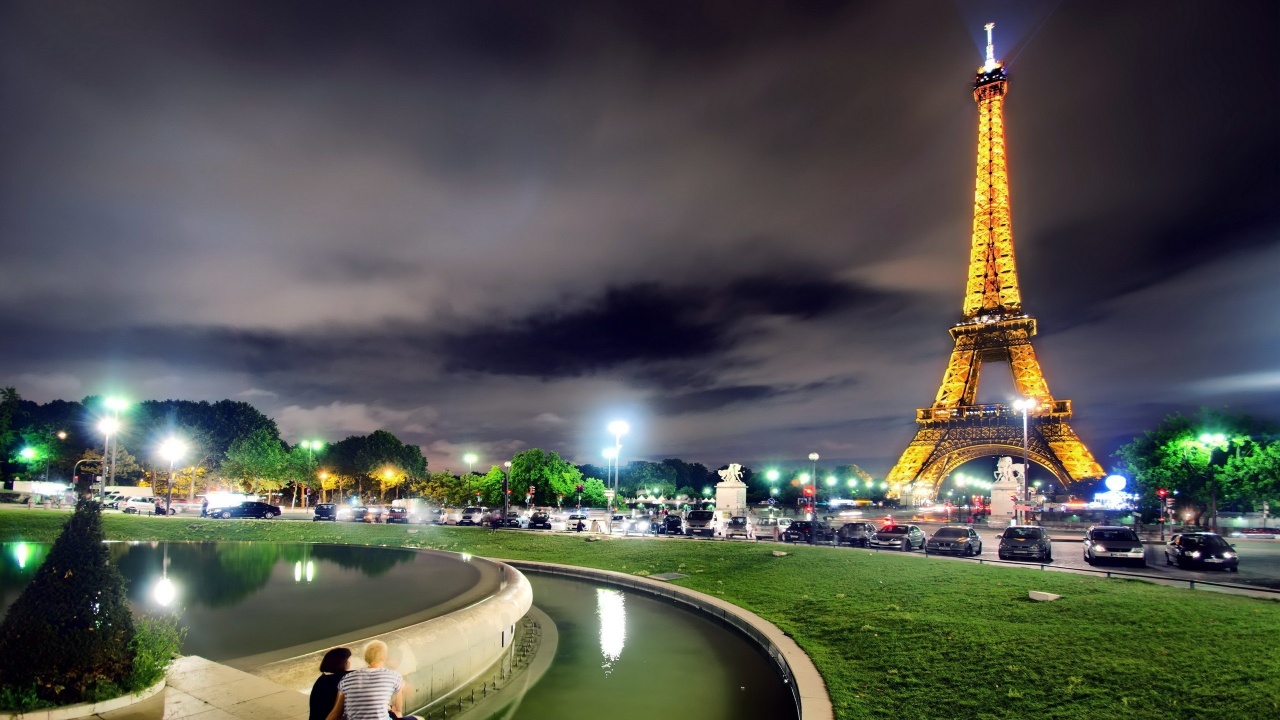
153, 576, 177, 606
596, 588, 626, 675
294, 560, 316, 583
13, 542, 29, 569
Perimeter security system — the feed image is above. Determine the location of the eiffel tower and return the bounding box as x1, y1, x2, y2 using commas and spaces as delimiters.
885, 25, 1104, 500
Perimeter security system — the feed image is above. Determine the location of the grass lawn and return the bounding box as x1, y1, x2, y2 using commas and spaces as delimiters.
3, 510, 1277, 720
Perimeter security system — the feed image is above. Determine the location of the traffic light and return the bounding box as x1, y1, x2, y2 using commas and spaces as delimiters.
1156, 488, 1168, 498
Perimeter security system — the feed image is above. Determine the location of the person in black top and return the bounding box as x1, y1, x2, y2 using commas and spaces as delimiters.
309, 647, 352, 720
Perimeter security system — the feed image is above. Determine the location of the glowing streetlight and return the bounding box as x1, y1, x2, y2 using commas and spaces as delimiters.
607, 421, 629, 510
159, 437, 187, 516
96, 417, 121, 503
297, 440, 324, 508
1012, 397, 1034, 523
463, 453, 478, 475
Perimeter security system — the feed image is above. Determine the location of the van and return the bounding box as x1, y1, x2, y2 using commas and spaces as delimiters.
756, 516, 793, 539
684, 509, 720, 537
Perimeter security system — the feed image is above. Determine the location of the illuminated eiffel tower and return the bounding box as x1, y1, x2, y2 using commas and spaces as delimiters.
885, 25, 1104, 499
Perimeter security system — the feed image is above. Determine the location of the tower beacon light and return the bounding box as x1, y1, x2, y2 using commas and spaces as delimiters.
982, 22, 999, 73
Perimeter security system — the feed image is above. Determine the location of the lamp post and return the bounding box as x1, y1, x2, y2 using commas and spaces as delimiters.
807, 453, 819, 526
602, 448, 618, 518
96, 417, 120, 503
608, 420, 629, 508
299, 440, 324, 509
158, 437, 187, 516
1012, 398, 1033, 524
502, 461, 511, 524
463, 453, 478, 476
104, 397, 128, 487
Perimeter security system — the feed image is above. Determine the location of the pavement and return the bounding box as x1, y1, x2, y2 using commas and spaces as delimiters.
84, 656, 307, 720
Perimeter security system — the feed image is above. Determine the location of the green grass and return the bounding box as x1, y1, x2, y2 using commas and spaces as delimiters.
3, 510, 1277, 720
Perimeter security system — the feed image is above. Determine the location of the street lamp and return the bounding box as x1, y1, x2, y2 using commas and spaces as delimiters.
96, 417, 120, 503
463, 453, 478, 475
608, 420, 629, 507
299, 440, 324, 508
502, 461, 512, 522
103, 397, 128, 487
158, 437, 186, 516
602, 447, 618, 515
1012, 398, 1034, 524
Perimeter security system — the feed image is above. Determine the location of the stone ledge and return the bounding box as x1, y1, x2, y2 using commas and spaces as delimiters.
500, 559, 834, 720
0, 678, 166, 720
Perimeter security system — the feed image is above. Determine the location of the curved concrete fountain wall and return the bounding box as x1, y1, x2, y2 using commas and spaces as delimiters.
253, 558, 532, 712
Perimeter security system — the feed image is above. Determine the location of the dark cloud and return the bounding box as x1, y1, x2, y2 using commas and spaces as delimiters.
0, 0, 1277, 474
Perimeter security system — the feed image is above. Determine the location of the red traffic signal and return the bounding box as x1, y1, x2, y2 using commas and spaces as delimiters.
1156, 488, 1168, 498
803, 486, 814, 497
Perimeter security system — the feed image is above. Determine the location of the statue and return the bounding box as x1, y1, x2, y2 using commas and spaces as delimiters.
717, 464, 743, 483
994, 456, 1025, 484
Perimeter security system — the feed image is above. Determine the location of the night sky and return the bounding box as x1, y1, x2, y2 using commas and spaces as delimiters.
1, 1, 1277, 475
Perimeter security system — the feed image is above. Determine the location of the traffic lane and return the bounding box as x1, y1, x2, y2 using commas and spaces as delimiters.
965, 529, 1280, 589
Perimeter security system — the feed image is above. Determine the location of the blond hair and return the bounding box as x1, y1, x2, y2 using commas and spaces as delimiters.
363, 640, 388, 666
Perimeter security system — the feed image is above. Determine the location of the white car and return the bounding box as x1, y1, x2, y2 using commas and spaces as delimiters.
122, 498, 166, 515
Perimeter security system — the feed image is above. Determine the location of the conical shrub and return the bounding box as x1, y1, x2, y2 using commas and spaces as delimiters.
0, 501, 136, 704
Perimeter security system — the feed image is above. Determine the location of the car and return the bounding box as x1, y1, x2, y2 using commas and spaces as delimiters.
458, 506, 486, 526
501, 511, 523, 528
1229, 528, 1277, 539
339, 506, 368, 522
836, 522, 879, 547
724, 516, 755, 540
869, 524, 926, 551
997, 526, 1052, 562
385, 507, 410, 524
684, 510, 720, 537
1164, 532, 1239, 571
528, 511, 552, 530
313, 503, 338, 521
364, 506, 387, 523
1083, 526, 1145, 566
566, 513, 589, 531
926, 526, 983, 556
756, 516, 793, 539
210, 501, 281, 519
122, 498, 167, 515
782, 520, 837, 544
661, 514, 685, 535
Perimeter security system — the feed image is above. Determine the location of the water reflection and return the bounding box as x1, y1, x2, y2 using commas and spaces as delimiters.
596, 588, 626, 676
2, 542, 480, 661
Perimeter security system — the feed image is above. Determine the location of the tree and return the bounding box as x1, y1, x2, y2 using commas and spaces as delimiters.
1115, 411, 1276, 528
222, 428, 289, 496
619, 461, 676, 499
510, 449, 583, 506
581, 477, 608, 507
0, 502, 135, 705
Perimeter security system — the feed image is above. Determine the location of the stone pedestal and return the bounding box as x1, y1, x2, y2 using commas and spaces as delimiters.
715, 479, 747, 518
989, 477, 1019, 527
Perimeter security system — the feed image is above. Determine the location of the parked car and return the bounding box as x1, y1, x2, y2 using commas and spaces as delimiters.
501, 512, 523, 528
122, 498, 167, 515
457, 506, 486, 526
385, 507, 410, 524
756, 516, 793, 540
567, 513, 589, 532
685, 510, 720, 538
836, 522, 879, 547
313, 503, 338, 522
1083, 526, 1145, 566
339, 506, 368, 522
724, 516, 755, 540
1164, 532, 1239, 571
926, 526, 983, 556
528, 511, 553, 530
661, 514, 685, 535
997, 526, 1052, 562
869, 524, 926, 551
782, 520, 837, 544
210, 501, 281, 519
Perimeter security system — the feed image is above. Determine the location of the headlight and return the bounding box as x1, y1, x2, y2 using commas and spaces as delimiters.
1223, 552, 1235, 559
1190, 551, 1201, 558
1093, 544, 1106, 552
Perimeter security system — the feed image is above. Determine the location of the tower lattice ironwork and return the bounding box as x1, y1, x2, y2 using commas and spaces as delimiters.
885, 25, 1104, 498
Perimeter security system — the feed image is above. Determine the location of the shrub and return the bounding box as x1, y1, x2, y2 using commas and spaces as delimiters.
0, 501, 137, 707
128, 613, 186, 690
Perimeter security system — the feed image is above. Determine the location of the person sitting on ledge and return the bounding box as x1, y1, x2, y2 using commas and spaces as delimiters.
309, 647, 351, 720
325, 640, 420, 720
